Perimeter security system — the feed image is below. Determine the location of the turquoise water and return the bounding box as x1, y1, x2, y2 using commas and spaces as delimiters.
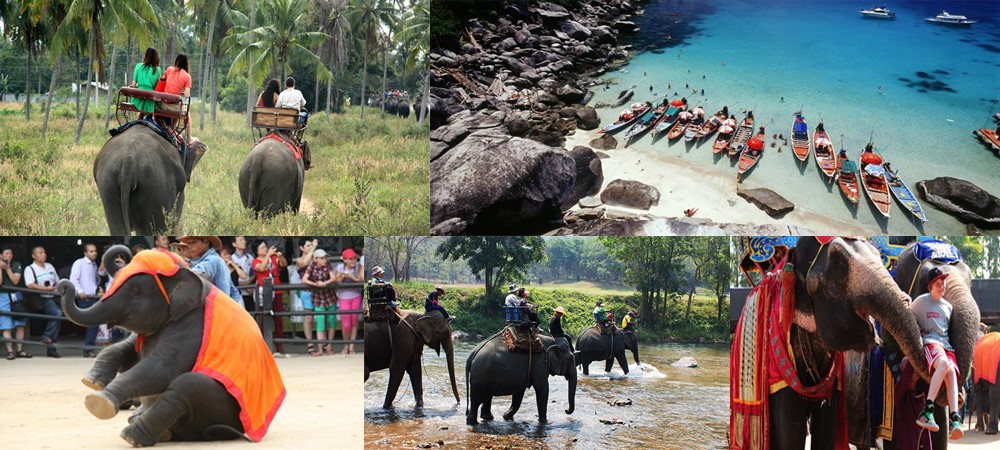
591, 0, 1000, 234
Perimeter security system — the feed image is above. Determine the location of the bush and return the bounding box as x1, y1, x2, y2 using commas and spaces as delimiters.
218, 75, 249, 113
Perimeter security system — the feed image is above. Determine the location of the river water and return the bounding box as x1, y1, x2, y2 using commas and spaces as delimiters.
365, 340, 729, 449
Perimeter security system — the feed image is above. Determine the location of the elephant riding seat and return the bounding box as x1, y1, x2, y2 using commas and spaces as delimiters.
59, 246, 285, 447
465, 329, 576, 425
364, 309, 460, 409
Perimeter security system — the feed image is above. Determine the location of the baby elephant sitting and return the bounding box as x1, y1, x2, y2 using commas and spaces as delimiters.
59, 246, 285, 446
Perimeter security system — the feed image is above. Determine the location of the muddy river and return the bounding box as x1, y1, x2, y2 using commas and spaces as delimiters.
365, 340, 729, 449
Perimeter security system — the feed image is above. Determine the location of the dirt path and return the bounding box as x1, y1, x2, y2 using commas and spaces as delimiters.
300, 196, 316, 216
2, 352, 362, 449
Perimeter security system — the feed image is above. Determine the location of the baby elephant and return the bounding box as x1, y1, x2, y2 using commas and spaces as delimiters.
59, 246, 285, 446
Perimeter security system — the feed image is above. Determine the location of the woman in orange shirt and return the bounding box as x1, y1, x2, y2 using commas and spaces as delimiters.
161, 53, 193, 144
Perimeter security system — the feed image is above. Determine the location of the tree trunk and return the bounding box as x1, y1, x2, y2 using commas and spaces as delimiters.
381, 34, 388, 115
125, 35, 133, 86
360, 43, 368, 119
197, 36, 206, 130
75, 53, 81, 119
210, 52, 218, 123
245, 0, 258, 126
314, 72, 320, 113
25, 54, 31, 121
41, 58, 61, 140
685, 268, 700, 322
104, 42, 118, 129
201, 9, 217, 130
325, 74, 332, 119
75, 30, 97, 145
417, 69, 428, 126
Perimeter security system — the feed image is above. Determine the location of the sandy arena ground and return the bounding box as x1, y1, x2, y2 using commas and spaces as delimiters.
1, 345, 363, 449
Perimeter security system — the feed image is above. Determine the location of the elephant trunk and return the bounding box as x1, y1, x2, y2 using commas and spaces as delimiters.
863, 275, 933, 384
565, 365, 576, 415
59, 280, 121, 327
444, 338, 460, 404
943, 275, 981, 391
101, 245, 132, 279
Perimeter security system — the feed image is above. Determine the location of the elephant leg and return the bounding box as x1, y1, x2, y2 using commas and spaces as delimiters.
480, 396, 494, 421
769, 389, 809, 450
503, 390, 525, 421
534, 379, 550, 423
406, 360, 424, 408
467, 388, 484, 425
617, 351, 630, 375
383, 364, 407, 409
82, 335, 138, 390
989, 381, 1000, 435
604, 357, 613, 373
581, 359, 590, 376
121, 373, 243, 447
929, 407, 948, 448
87, 355, 186, 420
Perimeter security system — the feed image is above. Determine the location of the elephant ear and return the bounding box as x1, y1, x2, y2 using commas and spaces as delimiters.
415, 316, 441, 355
165, 269, 208, 321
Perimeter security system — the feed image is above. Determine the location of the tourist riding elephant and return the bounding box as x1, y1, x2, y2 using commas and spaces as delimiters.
465, 334, 576, 425
970, 332, 1000, 434
364, 309, 460, 409
238, 137, 305, 218
398, 103, 410, 119
735, 237, 934, 450
58, 246, 284, 446
576, 326, 631, 375
94, 126, 208, 234
871, 241, 981, 450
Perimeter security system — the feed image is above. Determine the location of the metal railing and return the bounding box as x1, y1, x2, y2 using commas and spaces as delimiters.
0, 277, 366, 353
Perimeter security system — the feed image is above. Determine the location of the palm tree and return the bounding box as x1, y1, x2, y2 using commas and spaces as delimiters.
349, 0, 395, 119
318, 0, 351, 117
399, 0, 428, 125
1, 0, 48, 121
61, 0, 158, 144
226, 0, 330, 125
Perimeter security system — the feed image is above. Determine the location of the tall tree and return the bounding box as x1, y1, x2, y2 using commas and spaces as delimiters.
2, 0, 48, 121
318, 0, 351, 117
349, 0, 395, 119
436, 237, 545, 314
398, 0, 428, 126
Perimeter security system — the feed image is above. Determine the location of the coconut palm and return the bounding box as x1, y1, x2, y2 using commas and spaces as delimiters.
399, 0, 428, 125
318, 0, 351, 117
1, 0, 49, 121
349, 0, 396, 119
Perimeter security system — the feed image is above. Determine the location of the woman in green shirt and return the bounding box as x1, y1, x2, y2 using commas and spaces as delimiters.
130, 47, 162, 118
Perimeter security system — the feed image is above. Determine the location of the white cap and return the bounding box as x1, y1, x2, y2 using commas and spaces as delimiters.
313, 249, 328, 257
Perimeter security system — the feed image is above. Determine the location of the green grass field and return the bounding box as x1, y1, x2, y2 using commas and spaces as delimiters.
0, 101, 428, 234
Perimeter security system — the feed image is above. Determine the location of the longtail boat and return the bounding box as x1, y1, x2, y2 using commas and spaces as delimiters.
696, 106, 729, 141
836, 149, 860, 204
858, 144, 891, 218
599, 101, 651, 134
813, 122, 838, 183
650, 98, 687, 141
712, 116, 738, 154
726, 111, 755, 158
623, 102, 667, 146
883, 162, 928, 222
975, 128, 1000, 153
737, 126, 766, 181
683, 106, 707, 142
791, 114, 810, 165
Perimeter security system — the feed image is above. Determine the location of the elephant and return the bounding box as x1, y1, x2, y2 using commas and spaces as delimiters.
576, 325, 631, 375
58, 246, 284, 446
465, 333, 576, 425
94, 126, 208, 234
398, 102, 410, 119
238, 137, 305, 218
871, 242, 981, 450
970, 332, 1000, 434
743, 237, 936, 450
363, 309, 460, 409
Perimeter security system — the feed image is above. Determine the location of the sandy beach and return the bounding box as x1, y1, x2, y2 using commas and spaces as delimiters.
2, 345, 363, 449
566, 129, 870, 234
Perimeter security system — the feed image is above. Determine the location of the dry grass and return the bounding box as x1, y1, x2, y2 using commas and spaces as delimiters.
0, 101, 428, 234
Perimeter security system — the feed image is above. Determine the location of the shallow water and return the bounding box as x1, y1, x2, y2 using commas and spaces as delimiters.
588, 0, 1000, 234
365, 341, 729, 449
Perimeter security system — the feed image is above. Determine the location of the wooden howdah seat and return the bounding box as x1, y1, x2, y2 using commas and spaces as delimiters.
114, 87, 190, 145
365, 284, 396, 322
251, 106, 307, 145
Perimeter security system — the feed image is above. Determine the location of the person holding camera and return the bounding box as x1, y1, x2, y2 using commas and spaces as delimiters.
1, 247, 30, 359
23, 246, 62, 358
253, 239, 288, 356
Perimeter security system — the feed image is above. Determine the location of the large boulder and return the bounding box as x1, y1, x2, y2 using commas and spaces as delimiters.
431, 129, 576, 234
560, 20, 592, 40
589, 133, 618, 150
600, 179, 660, 210
737, 188, 794, 216
917, 177, 1000, 226
576, 106, 600, 130
563, 146, 604, 209
556, 84, 585, 103
671, 357, 699, 368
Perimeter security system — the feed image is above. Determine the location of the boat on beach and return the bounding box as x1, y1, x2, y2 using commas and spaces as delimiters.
669, 107, 699, 140
737, 126, 766, 181
790, 114, 810, 166
836, 149, 860, 205
883, 162, 928, 222
726, 111, 755, 158
813, 122, 838, 183
859, 6, 895, 19
925, 11, 977, 26
712, 116, 738, 154
696, 106, 730, 141
623, 101, 667, 146
683, 106, 707, 142
650, 98, 687, 141
975, 127, 1000, 153
599, 101, 651, 134
858, 144, 891, 218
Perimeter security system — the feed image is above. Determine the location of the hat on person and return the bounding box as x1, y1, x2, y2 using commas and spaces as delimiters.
596, 301, 603, 306
342, 248, 358, 260
521, 290, 530, 297
372, 265, 385, 275
508, 284, 518, 293
313, 249, 328, 258
435, 286, 446, 294
177, 236, 222, 251
554, 306, 566, 315
928, 267, 950, 287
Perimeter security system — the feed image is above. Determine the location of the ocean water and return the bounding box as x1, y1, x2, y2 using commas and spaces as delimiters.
588, 0, 1000, 234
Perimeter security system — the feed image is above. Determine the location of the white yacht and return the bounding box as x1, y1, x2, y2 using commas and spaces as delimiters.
859, 6, 895, 19
925, 11, 977, 26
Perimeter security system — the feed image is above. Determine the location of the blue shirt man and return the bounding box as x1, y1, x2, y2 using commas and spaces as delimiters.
178, 236, 242, 301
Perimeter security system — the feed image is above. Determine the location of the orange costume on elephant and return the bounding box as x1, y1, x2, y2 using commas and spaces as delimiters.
101, 249, 285, 442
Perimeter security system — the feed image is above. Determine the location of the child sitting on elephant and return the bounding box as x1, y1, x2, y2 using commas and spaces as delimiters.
425, 287, 453, 322
912, 267, 964, 440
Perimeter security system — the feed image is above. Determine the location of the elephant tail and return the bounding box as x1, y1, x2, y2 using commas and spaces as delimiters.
119, 178, 133, 234
245, 155, 263, 211
464, 330, 506, 415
